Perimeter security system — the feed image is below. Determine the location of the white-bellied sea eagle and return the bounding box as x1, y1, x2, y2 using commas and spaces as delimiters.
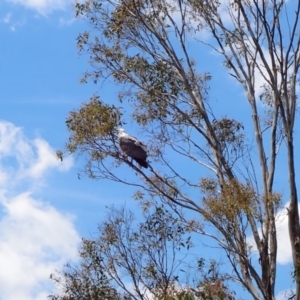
117, 128, 148, 168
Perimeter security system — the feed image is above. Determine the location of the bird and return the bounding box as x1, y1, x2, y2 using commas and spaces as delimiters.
117, 128, 148, 168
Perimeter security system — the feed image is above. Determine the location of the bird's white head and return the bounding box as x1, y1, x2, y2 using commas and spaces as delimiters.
117, 128, 127, 137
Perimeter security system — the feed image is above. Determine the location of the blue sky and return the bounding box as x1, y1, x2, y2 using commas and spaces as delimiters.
0, 0, 298, 299
0, 1, 135, 299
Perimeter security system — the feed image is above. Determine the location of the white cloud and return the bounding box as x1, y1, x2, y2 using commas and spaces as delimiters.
0, 192, 80, 300
275, 206, 292, 264
7, 0, 72, 15
27, 138, 72, 178
0, 121, 72, 184
0, 120, 80, 300
248, 203, 295, 265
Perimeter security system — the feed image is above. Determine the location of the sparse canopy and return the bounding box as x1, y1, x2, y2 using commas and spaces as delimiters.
59, 0, 300, 299
50, 206, 235, 300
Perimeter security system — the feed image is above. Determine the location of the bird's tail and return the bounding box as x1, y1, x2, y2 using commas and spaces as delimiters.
134, 158, 148, 168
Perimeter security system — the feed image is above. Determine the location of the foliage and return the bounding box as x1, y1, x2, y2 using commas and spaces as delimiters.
58, 0, 300, 299
50, 206, 234, 300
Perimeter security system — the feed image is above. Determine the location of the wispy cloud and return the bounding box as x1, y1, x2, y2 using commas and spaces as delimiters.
59, 16, 76, 26
0, 12, 26, 31
0, 120, 79, 300
0, 121, 72, 185
276, 289, 296, 300
27, 138, 72, 178
1, 12, 12, 23
7, 0, 72, 15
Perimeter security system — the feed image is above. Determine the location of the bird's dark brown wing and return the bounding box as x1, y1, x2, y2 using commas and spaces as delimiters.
119, 136, 147, 160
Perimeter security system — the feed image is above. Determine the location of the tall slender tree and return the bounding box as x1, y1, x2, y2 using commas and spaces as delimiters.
61, 0, 300, 299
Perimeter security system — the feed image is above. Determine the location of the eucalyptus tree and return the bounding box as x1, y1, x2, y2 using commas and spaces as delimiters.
61, 0, 300, 299
50, 206, 233, 300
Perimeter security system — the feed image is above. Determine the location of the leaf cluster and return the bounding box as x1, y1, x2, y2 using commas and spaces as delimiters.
64, 96, 122, 162
201, 178, 256, 222
50, 204, 235, 300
